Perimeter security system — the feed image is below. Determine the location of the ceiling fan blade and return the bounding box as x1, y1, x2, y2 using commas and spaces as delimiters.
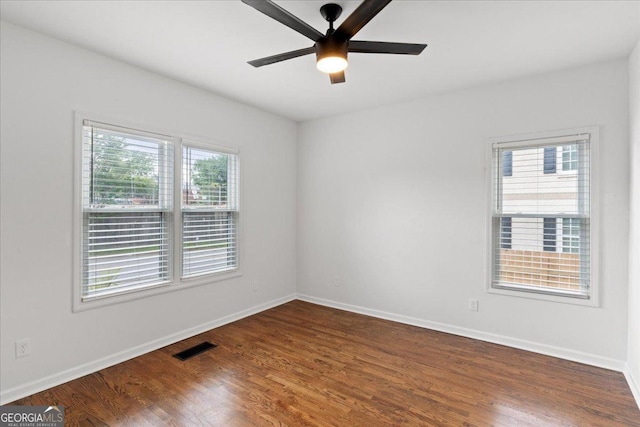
242, 0, 324, 42
248, 47, 315, 67
330, 71, 346, 84
334, 0, 392, 40
349, 40, 427, 55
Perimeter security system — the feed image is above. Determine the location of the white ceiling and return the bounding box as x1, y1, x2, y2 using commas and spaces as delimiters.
1, 1, 638, 122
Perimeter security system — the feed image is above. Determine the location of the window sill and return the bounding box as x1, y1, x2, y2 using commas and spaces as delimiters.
73, 269, 242, 312
487, 284, 599, 307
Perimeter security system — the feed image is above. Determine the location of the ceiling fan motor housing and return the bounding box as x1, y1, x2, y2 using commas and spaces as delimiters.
315, 36, 348, 64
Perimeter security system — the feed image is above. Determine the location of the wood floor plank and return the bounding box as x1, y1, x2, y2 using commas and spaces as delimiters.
9, 300, 640, 426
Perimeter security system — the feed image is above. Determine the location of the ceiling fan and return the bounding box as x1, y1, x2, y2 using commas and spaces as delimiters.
241, 0, 427, 84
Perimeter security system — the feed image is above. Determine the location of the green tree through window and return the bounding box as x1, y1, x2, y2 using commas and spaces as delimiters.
90, 132, 158, 205
191, 154, 228, 205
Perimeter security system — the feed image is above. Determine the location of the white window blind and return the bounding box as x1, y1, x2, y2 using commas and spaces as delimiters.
81, 121, 173, 300
491, 133, 591, 298
182, 145, 239, 278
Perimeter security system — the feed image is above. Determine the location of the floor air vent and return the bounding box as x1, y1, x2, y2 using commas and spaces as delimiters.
173, 341, 217, 361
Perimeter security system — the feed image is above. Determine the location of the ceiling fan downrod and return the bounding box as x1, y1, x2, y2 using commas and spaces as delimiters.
320, 3, 343, 35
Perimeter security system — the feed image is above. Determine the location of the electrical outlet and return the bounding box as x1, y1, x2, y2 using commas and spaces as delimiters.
252, 280, 259, 292
16, 338, 31, 358
468, 299, 479, 312
334, 276, 340, 287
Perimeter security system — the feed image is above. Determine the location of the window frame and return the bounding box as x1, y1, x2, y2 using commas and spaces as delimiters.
73, 112, 242, 312
485, 126, 599, 307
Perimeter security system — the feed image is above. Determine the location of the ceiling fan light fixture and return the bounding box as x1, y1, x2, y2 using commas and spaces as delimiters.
317, 55, 348, 73
315, 38, 348, 74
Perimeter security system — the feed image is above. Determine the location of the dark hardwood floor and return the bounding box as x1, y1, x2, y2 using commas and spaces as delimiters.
10, 300, 640, 426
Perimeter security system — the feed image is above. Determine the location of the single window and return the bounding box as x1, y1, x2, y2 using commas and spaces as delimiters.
562, 145, 578, 171
543, 218, 557, 252
543, 146, 556, 174
491, 131, 592, 300
182, 145, 239, 278
562, 218, 580, 254
81, 121, 173, 301
500, 217, 512, 249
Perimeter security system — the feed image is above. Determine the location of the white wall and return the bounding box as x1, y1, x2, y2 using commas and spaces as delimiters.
0, 22, 297, 402
298, 60, 630, 367
627, 12, 640, 404
1, 16, 636, 407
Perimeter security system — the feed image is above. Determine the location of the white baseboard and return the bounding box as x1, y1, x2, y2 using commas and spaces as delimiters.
296, 294, 626, 372
3, 293, 632, 407
0, 294, 296, 405
624, 366, 640, 410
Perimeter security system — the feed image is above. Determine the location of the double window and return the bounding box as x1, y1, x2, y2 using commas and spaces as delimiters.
490, 128, 596, 302
76, 117, 239, 309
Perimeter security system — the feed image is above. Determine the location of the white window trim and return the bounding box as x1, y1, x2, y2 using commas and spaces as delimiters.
73, 111, 242, 312
484, 126, 600, 307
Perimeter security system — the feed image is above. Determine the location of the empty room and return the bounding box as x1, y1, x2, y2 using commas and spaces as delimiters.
1, 0, 639, 425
